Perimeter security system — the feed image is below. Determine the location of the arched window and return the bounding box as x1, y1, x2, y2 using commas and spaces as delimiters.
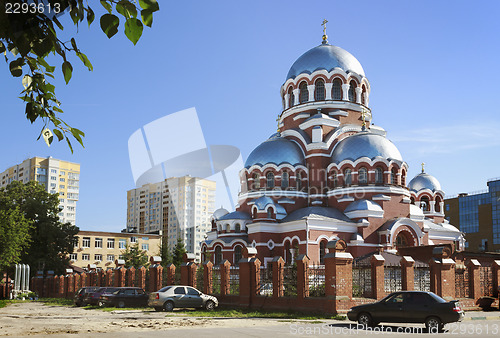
288, 87, 294, 108
391, 168, 397, 185
395, 233, 409, 248
332, 78, 342, 100
332, 171, 338, 188
201, 246, 207, 263
214, 246, 222, 265
253, 173, 260, 190
266, 172, 275, 189
420, 196, 430, 211
267, 208, 273, 219
296, 172, 302, 191
252, 207, 257, 218
361, 85, 367, 105
314, 79, 325, 101
348, 80, 357, 102
410, 197, 415, 204
234, 245, 242, 265
344, 169, 352, 186
284, 241, 291, 265
281, 171, 289, 189
401, 170, 406, 186
235, 223, 241, 233
358, 167, 368, 184
225, 224, 230, 233
435, 196, 442, 213
319, 241, 326, 264
375, 167, 383, 184
299, 82, 309, 103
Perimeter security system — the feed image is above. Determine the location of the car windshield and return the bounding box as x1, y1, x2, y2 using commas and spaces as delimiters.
428, 292, 447, 303
158, 286, 172, 293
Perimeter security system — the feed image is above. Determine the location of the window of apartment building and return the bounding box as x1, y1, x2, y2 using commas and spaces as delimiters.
60, 171, 65, 175
59, 199, 65, 203
107, 238, 115, 249
82, 237, 90, 248
95, 254, 102, 261
50, 183, 56, 188
60, 185, 65, 189
119, 255, 124, 260
82, 254, 90, 261
107, 254, 115, 262
51, 176, 57, 180
142, 243, 149, 251
130, 236, 137, 243
119, 239, 126, 249
60, 178, 65, 182
142, 237, 149, 241
69, 253, 77, 261
95, 238, 103, 248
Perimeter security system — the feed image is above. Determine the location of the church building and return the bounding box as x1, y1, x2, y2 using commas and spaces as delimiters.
202, 25, 464, 266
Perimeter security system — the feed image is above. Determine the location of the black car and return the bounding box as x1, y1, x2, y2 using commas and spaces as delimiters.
347, 291, 465, 331
83, 287, 120, 306
74, 287, 99, 306
98, 287, 148, 308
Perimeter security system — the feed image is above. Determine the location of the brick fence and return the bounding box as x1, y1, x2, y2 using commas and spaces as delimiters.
30, 244, 500, 314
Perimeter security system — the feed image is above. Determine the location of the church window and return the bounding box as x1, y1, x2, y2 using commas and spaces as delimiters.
288, 87, 294, 108
234, 245, 242, 265
420, 196, 430, 211
332, 78, 342, 100
235, 223, 241, 233
375, 167, 383, 184
299, 81, 309, 103
361, 85, 367, 105
266, 172, 275, 189
253, 173, 260, 189
225, 224, 230, 233
314, 79, 325, 101
358, 167, 368, 184
348, 80, 357, 102
214, 246, 222, 265
332, 171, 338, 188
267, 208, 273, 219
319, 241, 326, 264
281, 171, 289, 189
401, 169, 406, 186
391, 168, 397, 185
296, 172, 302, 191
435, 196, 442, 213
395, 233, 409, 248
344, 169, 352, 186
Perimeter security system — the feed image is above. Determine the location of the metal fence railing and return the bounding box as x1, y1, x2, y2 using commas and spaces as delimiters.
308, 265, 325, 297
259, 267, 273, 296
211, 266, 221, 295
283, 264, 297, 297
229, 267, 239, 295
352, 261, 371, 298
414, 266, 430, 292
455, 267, 469, 298
384, 265, 402, 293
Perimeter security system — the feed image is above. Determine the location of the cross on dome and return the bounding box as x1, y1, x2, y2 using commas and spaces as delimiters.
421, 162, 425, 173
321, 19, 328, 44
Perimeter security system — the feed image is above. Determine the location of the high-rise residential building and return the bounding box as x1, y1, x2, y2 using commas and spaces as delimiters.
126, 176, 216, 261
0, 156, 80, 225
445, 178, 500, 252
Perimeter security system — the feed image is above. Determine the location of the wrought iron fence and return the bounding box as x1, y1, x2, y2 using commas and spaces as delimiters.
174, 269, 181, 285
384, 265, 402, 293
196, 265, 204, 291
212, 266, 221, 295
259, 267, 273, 296
455, 267, 469, 298
480, 265, 494, 297
229, 267, 239, 295
283, 264, 297, 297
414, 266, 430, 292
308, 264, 325, 297
352, 261, 371, 298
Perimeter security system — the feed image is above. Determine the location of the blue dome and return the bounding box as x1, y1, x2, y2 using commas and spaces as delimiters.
408, 172, 442, 192
245, 135, 305, 168
286, 43, 365, 81
331, 132, 403, 163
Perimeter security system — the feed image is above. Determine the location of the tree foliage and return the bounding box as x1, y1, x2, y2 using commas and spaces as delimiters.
0, 0, 160, 151
159, 239, 172, 267
122, 243, 149, 269
0, 181, 79, 274
172, 237, 186, 267
0, 207, 32, 272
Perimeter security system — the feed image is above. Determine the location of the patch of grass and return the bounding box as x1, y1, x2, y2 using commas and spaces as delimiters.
36, 298, 75, 306
172, 308, 346, 320
99, 306, 150, 312
0, 300, 14, 308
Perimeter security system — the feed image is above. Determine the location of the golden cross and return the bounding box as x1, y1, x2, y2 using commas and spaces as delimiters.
421, 162, 425, 173
361, 110, 367, 128
321, 19, 328, 35
276, 115, 281, 133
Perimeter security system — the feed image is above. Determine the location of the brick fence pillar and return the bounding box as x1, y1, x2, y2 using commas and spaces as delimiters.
400, 256, 415, 291
57, 275, 65, 298
239, 247, 260, 307
149, 264, 163, 292
430, 257, 456, 299
371, 254, 385, 300
203, 261, 213, 294
127, 267, 136, 287
73, 273, 81, 295
272, 256, 284, 298
105, 269, 113, 287
66, 272, 74, 298
166, 264, 176, 285
137, 266, 146, 290
492, 260, 500, 298
467, 259, 481, 300
181, 253, 197, 287
220, 260, 231, 296
296, 254, 309, 299
324, 240, 353, 314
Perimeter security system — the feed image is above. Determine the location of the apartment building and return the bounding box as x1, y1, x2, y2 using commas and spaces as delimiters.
0, 156, 80, 225
126, 176, 216, 262
71, 230, 161, 270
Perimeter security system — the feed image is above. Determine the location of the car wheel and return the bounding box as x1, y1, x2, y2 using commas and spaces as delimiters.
357, 313, 373, 328
154, 307, 163, 312
163, 301, 174, 312
204, 300, 215, 311
425, 317, 442, 332
98, 301, 105, 307
117, 301, 125, 308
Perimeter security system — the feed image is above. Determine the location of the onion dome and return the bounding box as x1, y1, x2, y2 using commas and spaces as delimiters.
252, 196, 287, 220
245, 134, 305, 168
212, 207, 229, 220
331, 132, 403, 163
344, 199, 384, 219
408, 172, 442, 192
218, 211, 252, 221
286, 43, 365, 81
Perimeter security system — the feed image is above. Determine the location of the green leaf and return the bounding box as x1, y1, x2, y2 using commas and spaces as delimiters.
141, 9, 153, 27
76, 52, 93, 71
70, 6, 79, 25
22, 75, 32, 89
117, 0, 137, 19
0, 41, 6, 54
9, 58, 24, 77
66, 137, 74, 153
100, 14, 120, 39
53, 17, 64, 31
53, 129, 64, 141
124, 18, 143, 45
100, 0, 113, 13
70, 38, 78, 52
87, 7, 95, 27
139, 0, 159, 12
62, 61, 72, 84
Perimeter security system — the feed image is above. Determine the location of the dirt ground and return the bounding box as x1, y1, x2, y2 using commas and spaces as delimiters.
0, 302, 294, 336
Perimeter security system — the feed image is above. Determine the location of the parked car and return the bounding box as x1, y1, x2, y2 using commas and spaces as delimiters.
98, 287, 148, 308
74, 287, 100, 306
347, 291, 465, 331
83, 287, 120, 306
148, 286, 218, 312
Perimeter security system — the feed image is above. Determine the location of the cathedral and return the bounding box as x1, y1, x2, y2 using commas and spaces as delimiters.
202, 25, 464, 266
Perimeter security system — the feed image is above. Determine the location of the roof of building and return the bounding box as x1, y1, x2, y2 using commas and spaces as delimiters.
218, 211, 252, 221
280, 206, 351, 223
77, 230, 161, 238
345, 199, 383, 213
245, 134, 305, 168
353, 251, 429, 267
408, 172, 442, 192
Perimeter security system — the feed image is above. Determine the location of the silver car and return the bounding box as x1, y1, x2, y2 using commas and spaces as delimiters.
148, 285, 218, 312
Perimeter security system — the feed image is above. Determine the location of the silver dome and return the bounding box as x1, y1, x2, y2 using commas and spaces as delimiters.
408, 172, 442, 192
213, 207, 229, 220
286, 43, 365, 81
331, 132, 403, 163
218, 211, 251, 221
245, 135, 305, 168
345, 199, 383, 213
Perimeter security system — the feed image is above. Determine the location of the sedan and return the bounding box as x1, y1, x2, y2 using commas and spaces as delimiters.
83, 287, 119, 306
347, 291, 464, 331
99, 287, 148, 308
74, 287, 99, 307
148, 286, 218, 312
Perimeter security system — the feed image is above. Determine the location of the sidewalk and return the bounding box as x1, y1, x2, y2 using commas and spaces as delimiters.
464, 309, 500, 321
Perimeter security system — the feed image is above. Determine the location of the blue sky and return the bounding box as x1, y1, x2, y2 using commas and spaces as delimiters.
1, 0, 499, 232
